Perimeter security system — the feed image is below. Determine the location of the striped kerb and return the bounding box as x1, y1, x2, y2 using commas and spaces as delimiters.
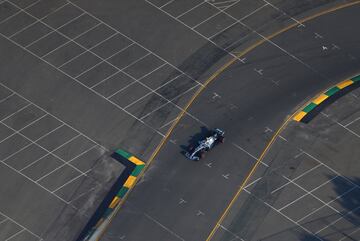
109, 197, 120, 209
337, 80, 353, 89
124, 176, 136, 188
352, 75, 360, 82
325, 86, 340, 96
312, 94, 328, 105
84, 151, 145, 240
131, 164, 145, 176
293, 74, 360, 122
303, 102, 317, 113
129, 156, 144, 165
115, 149, 132, 159
117, 186, 129, 198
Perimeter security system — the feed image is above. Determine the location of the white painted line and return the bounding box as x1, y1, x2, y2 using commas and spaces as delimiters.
0, 92, 15, 104
339, 226, 360, 241
139, 84, 199, 120
281, 175, 340, 213
159, 0, 176, 9
191, 11, 221, 29
7, 1, 201, 137
0, 114, 49, 162
296, 186, 357, 223
25, 12, 86, 48
262, 0, 304, 26
159, 117, 179, 130
74, 42, 135, 79
121, 52, 152, 71
8, 2, 69, 39
270, 163, 322, 194
0, 159, 72, 204
144, 213, 185, 241
40, 22, 102, 58
55, 32, 118, 67
0, 113, 47, 146
5, 228, 25, 241
123, 72, 182, 109
208, 20, 237, 39
262, 201, 323, 241
52, 168, 91, 193
176, 2, 204, 19
0, 103, 31, 122
244, 177, 262, 189
0, 210, 40, 239
69, 1, 204, 88
81, 43, 134, 82
1, 117, 90, 178
146, 0, 246, 65
239, 3, 269, 22
0, 0, 42, 25
344, 116, 360, 127
315, 206, 360, 235
303, 151, 360, 190
212, 0, 239, 6
219, 224, 244, 241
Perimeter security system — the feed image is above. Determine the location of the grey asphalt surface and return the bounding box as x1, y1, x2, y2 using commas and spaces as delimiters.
99, 1, 360, 241
218, 86, 360, 241
0, 0, 359, 241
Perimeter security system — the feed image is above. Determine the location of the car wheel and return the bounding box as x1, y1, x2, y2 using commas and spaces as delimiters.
219, 136, 225, 143
200, 151, 205, 159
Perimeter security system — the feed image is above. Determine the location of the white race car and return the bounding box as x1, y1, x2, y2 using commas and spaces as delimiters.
185, 128, 225, 161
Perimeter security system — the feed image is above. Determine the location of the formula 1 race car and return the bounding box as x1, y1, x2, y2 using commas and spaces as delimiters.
185, 128, 225, 161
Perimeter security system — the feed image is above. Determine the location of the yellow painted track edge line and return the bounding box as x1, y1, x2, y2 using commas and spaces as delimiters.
94, 1, 360, 240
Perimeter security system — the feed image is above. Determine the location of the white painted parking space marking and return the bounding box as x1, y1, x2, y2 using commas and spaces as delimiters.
123, 72, 182, 109
0, 211, 40, 239
146, 0, 248, 64
339, 226, 360, 241
176, 2, 205, 19
103, 60, 165, 98
270, 163, 322, 194
302, 150, 360, 190
69, 1, 204, 88
139, 83, 200, 120
297, 185, 358, 223
5, 228, 25, 241
0, 0, 40, 25
8, 2, 69, 39
0, 113, 46, 145
159, 0, 176, 9
74, 42, 136, 79
144, 213, 186, 241
232, 143, 269, 167
219, 224, 244, 241
278, 175, 339, 213
41, 22, 101, 58
25, 12, 86, 48
0, 92, 15, 104
1, 120, 87, 178
315, 205, 360, 235
56, 31, 118, 68
0, 103, 31, 122
344, 116, 360, 127
7, 1, 204, 136
0, 83, 106, 153
51, 168, 92, 194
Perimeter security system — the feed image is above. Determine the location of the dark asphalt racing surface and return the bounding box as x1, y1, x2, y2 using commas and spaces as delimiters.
0, 0, 359, 241
96, 1, 360, 241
